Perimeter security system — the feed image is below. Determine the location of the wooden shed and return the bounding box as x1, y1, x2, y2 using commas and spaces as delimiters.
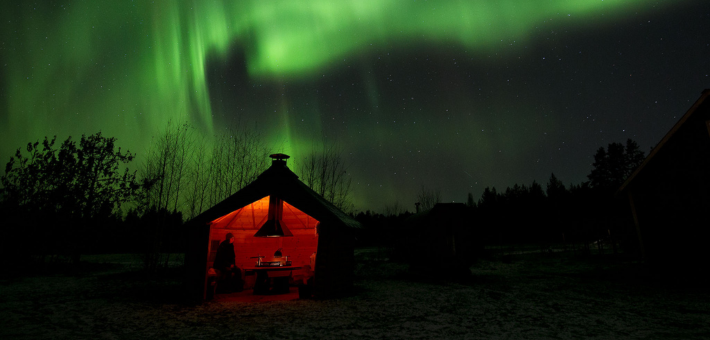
184, 154, 360, 301
617, 89, 710, 267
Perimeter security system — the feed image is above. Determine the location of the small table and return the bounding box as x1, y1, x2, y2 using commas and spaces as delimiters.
243, 266, 302, 295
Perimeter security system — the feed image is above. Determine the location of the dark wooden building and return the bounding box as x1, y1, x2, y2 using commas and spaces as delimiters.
184, 155, 360, 301
618, 89, 710, 266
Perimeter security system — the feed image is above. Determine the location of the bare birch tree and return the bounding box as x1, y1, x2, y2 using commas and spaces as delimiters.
184, 134, 211, 220
182, 125, 269, 218
138, 121, 270, 272
207, 126, 269, 208
298, 144, 353, 212
140, 120, 194, 272
382, 201, 407, 217
143, 120, 193, 213
416, 185, 441, 211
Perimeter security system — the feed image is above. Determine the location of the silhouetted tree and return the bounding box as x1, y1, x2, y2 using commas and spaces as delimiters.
143, 121, 193, 215
140, 121, 194, 272
0, 133, 144, 265
476, 186, 500, 245
139, 122, 268, 272
588, 139, 645, 190
546, 173, 566, 199
147, 122, 269, 220
478, 186, 499, 208
529, 181, 545, 200
184, 133, 211, 219
298, 143, 353, 212
415, 185, 441, 211
206, 125, 269, 207
382, 201, 408, 217
354, 209, 412, 247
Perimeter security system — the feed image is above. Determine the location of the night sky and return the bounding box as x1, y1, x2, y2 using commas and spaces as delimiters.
1, 0, 708, 212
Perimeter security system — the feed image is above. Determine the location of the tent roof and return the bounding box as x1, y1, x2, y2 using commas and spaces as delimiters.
186, 160, 361, 230
617, 89, 710, 194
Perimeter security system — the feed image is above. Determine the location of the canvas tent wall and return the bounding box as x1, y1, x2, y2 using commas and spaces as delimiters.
184, 156, 360, 301
617, 89, 710, 267
207, 195, 319, 275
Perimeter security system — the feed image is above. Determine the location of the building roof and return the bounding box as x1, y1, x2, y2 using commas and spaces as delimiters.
617, 89, 710, 194
186, 160, 361, 230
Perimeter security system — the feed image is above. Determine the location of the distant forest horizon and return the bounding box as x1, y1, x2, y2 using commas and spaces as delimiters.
0, 126, 646, 272
0, 122, 646, 218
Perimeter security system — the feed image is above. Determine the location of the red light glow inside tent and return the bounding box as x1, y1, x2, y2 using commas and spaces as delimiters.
206, 195, 319, 273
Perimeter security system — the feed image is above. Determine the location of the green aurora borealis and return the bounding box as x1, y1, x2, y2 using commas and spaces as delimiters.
1, 0, 708, 211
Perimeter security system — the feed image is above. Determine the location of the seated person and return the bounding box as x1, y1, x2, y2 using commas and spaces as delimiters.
213, 233, 243, 293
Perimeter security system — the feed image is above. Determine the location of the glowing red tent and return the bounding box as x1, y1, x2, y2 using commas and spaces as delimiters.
184, 154, 360, 301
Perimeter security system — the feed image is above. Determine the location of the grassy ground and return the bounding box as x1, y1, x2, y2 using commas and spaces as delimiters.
1, 249, 709, 339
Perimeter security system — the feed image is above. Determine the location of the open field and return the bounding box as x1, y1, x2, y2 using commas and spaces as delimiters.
1, 250, 709, 339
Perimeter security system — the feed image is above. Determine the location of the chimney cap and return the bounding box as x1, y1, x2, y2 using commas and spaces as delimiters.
270, 153, 290, 160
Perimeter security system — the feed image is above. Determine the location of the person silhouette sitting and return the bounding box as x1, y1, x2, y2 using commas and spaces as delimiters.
213, 233, 242, 293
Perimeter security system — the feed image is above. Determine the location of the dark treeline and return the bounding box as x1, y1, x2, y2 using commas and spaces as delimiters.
0, 122, 266, 273
354, 139, 647, 256
0, 121, 645, 276
0, 132, 174, 274
473, 176, 623, 250
353, 210, 413, 248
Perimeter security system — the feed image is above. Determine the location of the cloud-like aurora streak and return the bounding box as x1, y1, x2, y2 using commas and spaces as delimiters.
1, 0, 672, 193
